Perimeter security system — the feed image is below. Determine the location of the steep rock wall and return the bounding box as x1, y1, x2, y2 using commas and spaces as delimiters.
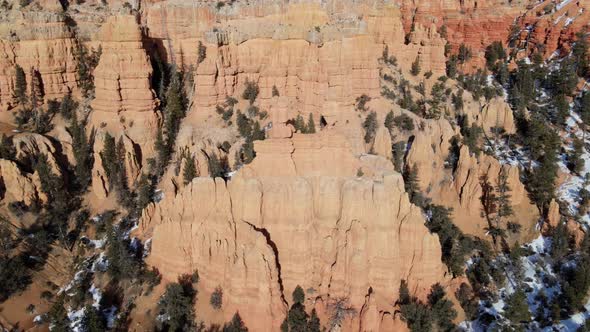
141, 133, 447, 330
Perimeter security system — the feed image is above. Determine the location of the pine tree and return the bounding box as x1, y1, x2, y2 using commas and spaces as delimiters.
242, 80, 259, 104
69, 112, 93, 191
363, 111, 378, 143
458, 44, 472, 63
14, 65, 27, 105
183, 154, 197, 185
100, 133, 119, 186
48, 294, 70, 332
398, 279, 411, 305
306, 113, 316, 134
0, 134, 15, 160
164, 68, 185, 154
59, 92, 78, 120
158, 281, 196, 331
208, 153, 224, 178
384, 110, 395, 134
411, 56, 421, 76
136, 173, 155, 210
428, 283, 457, 331
237, 111, 253, 138
154, 127, 168, 172
573, 31, 589, 77
568, 137, 585, 174
403, 164, 424, 206
392, 141, 405, 172
294, 114, 306, 133
223, 312, 249, 332
495, 168, 514, 225
307, 309, 321, 332
283, 286, 310, 332
29, 68, 44, 110
197, 41, 207, 64
504, 289, 531, 324
82, 305, 106, 332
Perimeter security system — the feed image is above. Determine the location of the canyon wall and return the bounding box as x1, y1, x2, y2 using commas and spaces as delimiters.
141, 133, 448, 330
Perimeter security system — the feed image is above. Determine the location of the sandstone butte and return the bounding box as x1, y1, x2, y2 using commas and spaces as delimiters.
0, 0, 586, 331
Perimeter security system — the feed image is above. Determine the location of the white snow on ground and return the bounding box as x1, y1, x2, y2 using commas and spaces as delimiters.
67, 307, 86, 332
556, 0, 574, 11
104, 306, 118, 328
88, 284, 102, 309
91, 252, 108, 272
551, 302, 590, 331
143, 238, 152, 258
154, 189, 165, 203
34, 315, 44, 324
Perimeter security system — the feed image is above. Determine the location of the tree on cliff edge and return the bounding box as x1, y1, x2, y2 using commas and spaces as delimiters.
14, 65, 27, 105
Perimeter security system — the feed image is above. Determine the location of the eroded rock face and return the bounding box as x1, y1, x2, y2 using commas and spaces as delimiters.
0, 12, 78, 113
0, 159, 40, 206
89, 15, 160, 161
408, 128, 539, 242
141, 133, 447, 330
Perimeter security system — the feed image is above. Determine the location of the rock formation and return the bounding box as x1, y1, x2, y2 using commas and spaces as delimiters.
0, 11, 78, 114
141, 133, 448, 330
89, 15, 160, 161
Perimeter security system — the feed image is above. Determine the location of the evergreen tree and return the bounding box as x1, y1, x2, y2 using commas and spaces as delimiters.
100, 133, 119, 186
14, 65, 27, 105
59, 92, 78, 120
163, 68, 185, 156
293, 114, 306, 133
411, 56, 421, 76
307, 309, 321, 332
0, 134, 15, 160
495, 168, 514, 225
363, 111, 378, 144
136, 173, 155, 210
392, 141, 405, 173
154, 128, 168, 172
48, 294, 70, 332
398, 279, 411, 305
183, 154, 197, 185
197, 41, 207, 64
485, 41, 506, 72
403, 164, 427, 206
223, 312, 249, 332
69, 112, 93, 191
504, 289, 531, 324
458, 44, 472, 63
384, 110, 395, 134
105, 219, 138, 280
237, 111, 253, 138
568, 137, 585, 174
282, 285, 310, 332
306, 113, 316, 134
398, 280, 432, 332
580, 91, 590, 127
76, 44, 101, 98
29, 68, 43, 110
551, 220, 570, 261
428, 283, 457, 331
208, 153, 225, 178
82, 305, 106, 332
573, 31, 589, 77
242, 80, 259, 104
158, 280, 196, 331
